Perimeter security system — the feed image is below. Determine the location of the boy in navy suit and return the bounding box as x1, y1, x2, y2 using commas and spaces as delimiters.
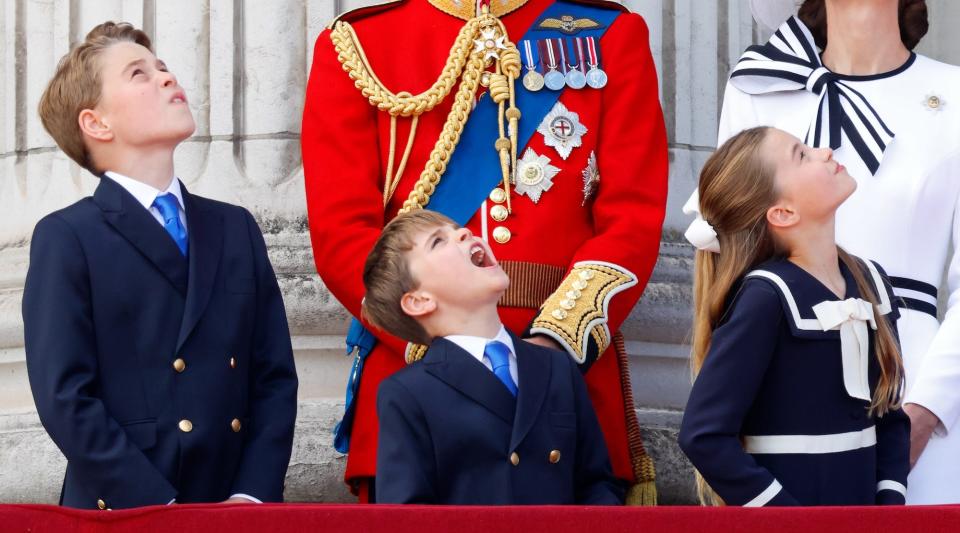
362, 210, 623, 505
22, 22, 298, 509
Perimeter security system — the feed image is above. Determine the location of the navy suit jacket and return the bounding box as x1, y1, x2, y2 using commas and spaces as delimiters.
376, 334, 624, 505
22, 176, 298, 509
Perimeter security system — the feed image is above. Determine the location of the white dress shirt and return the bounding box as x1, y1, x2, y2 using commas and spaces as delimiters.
105, 171, 259, 504
105, 171, 188, 231
445, 325, 519, 387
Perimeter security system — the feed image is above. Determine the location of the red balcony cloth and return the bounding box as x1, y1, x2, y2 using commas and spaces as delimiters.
3, 503, 960, 533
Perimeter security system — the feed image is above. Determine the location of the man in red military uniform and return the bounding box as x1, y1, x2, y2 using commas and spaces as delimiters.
302, 0, 667, 503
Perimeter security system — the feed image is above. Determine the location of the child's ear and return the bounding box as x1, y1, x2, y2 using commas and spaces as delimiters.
78, 109, 114, 142
400, 290, 437, 318
766, 203, 798, 229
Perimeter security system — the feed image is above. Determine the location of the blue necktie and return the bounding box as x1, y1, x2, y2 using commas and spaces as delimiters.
484, 341, 517, 397
153, 193, 188, 256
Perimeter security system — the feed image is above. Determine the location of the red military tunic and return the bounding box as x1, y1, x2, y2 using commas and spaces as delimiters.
302, 0, 667, 500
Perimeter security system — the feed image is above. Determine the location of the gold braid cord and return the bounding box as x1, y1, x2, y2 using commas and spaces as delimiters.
330, 8, 522, 216
333, 7, 523, 363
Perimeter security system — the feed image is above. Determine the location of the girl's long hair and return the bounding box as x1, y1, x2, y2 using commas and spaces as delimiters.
691, 127, 904, 505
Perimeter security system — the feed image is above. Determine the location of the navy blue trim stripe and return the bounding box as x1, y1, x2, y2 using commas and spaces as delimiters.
890, 276, 938, 298
896, 297, 938, 318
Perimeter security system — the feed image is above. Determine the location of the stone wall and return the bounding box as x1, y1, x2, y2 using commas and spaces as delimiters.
0, 0, 957, 505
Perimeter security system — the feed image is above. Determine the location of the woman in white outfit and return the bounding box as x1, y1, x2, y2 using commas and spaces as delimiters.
713, 0, 960, 504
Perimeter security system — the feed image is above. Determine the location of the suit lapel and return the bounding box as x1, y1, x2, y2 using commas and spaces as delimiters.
175, 186, 223, 351
509, 333, 551, 451
94, 176, 188, 296
424, 338, 516, 425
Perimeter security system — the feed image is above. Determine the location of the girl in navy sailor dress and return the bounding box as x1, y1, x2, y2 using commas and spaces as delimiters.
678, 126, 910, 507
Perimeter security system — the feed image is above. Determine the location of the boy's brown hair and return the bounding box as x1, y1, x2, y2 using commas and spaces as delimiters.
38, 21, 152, 173
362, 210, 456, 345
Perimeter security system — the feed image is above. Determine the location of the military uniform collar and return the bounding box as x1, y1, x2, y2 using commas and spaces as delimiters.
427, 0, 529, 20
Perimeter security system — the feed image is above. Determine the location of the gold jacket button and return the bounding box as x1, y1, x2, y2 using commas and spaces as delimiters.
230, 357, 237, 369
231, 418, 242, 432
97, 499, 106, 510
549, 450, 561, 464
510, 452, 520, 466
492, 226, 511, 244
172, 358, 186, 373
489, 188, 507, 204
490, 204, 509, 222
551, 309, 568, 321
178, 419, 193, 433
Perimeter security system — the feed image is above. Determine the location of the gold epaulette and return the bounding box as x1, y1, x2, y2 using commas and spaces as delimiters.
428, 0, 529, 20
530, 261, 637, 364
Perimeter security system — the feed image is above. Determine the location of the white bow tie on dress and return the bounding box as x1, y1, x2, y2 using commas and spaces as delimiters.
811, 298, 877, 401
729, 16, 895, 175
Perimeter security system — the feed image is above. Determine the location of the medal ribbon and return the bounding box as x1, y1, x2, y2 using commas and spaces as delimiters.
586, 36, 600, 68
555, 37, 567, 73
544, 38, 558, 70
575, 37, 587, 73
523, 40, 537, 71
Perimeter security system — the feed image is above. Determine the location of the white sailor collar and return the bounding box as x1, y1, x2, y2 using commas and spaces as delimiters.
742, 257, 896, 340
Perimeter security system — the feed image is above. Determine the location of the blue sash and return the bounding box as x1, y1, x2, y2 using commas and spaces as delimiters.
333, 0, 621, 454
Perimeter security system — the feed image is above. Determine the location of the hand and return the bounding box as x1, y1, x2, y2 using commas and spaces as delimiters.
903, 402, 941, 469
221, 497, 256, 505
524, 335, 563, 352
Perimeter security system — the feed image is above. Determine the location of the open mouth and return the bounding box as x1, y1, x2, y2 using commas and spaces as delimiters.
171, 91, 187, 104
469, 242, 496, 268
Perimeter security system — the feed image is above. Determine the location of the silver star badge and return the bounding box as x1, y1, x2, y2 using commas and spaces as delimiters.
473, 28, 506, 61
581, 151, 599, 205
537, 102, 587, 160
515, 148, 560, 204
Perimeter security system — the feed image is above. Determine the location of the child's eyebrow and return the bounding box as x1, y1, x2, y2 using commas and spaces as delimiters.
122, 58, 146, 74
157, 59, 168, 70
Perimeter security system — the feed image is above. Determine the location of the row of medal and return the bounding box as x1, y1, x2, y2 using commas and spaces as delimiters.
521, 36, 608, 92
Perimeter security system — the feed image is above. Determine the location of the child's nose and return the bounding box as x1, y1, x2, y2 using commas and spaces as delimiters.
814, 147, 833, 161
160, 71, 178, 87
456, 227, 472, 241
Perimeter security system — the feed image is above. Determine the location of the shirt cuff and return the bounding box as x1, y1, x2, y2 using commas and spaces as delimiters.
229, 493, 263, 504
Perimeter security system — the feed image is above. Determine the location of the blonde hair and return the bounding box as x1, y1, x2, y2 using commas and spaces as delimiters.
38, 21, 152, 173
691, 126, 904, 505
362, 210, 456, 346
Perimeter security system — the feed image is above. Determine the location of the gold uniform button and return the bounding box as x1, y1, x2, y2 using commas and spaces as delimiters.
178, 419, 193, 433
565, 289, 582, 300
510, 452, 520, 466
559, 299, 576, 310
230, 357, 237, 369
231, 418, 242, 432
551, 309, 568, 320
489, 188, 507, 204
97, 499, 106, 510
492, 226, 512, 244
549, 450, 561, 464
579, 269, 596, 280
572, 279, 588, 291
172, 358, 186, 373
490, 204, 509, 222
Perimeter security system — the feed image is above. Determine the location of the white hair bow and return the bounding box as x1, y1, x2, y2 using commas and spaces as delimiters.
682, 190, 720, 253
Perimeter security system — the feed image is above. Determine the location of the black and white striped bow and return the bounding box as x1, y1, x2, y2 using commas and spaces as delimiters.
730, 16, 894, 175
